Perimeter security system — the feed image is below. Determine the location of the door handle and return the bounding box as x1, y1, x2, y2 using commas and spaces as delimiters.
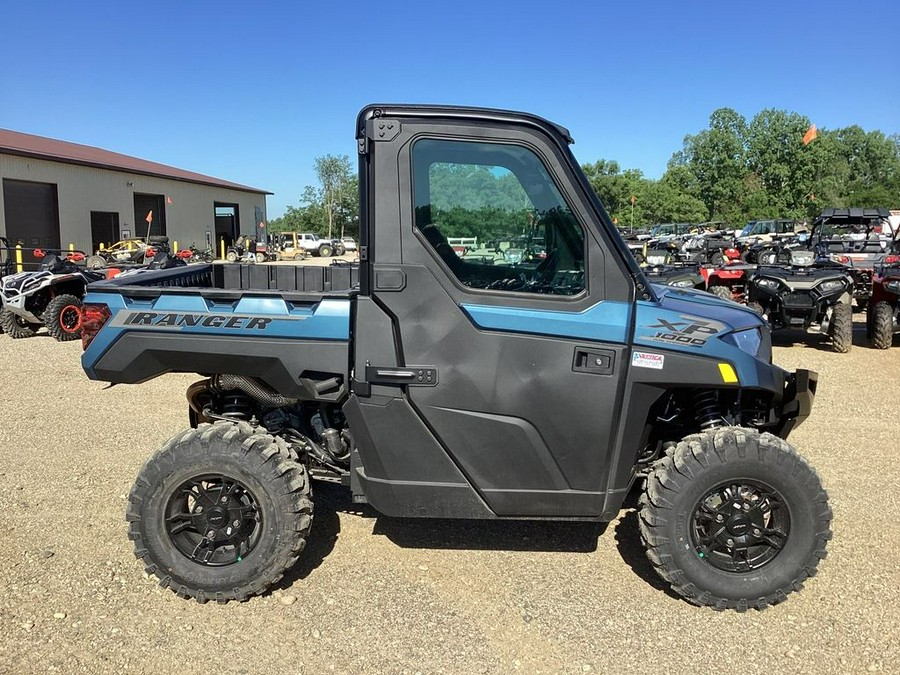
573, 348, 614, 375
365, 366, 438, 386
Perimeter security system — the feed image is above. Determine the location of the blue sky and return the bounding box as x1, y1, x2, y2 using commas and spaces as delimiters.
2, 0, 898, 217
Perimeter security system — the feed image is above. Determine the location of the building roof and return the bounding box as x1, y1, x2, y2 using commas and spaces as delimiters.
0, 128, 271, 195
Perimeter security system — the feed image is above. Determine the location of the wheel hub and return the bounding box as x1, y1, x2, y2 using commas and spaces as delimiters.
164, 475, 262, 566
691, 481, 791, 573
206, 506, 230, 529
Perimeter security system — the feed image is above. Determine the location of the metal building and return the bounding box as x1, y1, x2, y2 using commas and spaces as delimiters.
0, 128, 270, 255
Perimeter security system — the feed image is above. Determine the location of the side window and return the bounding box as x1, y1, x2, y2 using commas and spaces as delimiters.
413, 138, 585, 296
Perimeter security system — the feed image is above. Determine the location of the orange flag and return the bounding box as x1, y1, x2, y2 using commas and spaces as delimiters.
802, 124, 818, 146
145, 210, 153, 223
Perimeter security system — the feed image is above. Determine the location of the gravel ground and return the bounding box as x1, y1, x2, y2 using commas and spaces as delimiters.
1, 312, 898, 674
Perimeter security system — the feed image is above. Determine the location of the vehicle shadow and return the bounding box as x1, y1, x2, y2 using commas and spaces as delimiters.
286, 480, 681, 599
371, 515, 607, 554
770, 323, 871, 352
275, 482, 349, 590
613, 486, 681, 600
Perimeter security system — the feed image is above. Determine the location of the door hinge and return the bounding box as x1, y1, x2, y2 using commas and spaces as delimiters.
367, 119, 401, 142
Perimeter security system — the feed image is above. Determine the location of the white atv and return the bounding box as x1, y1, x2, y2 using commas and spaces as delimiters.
0, 249, 107, 341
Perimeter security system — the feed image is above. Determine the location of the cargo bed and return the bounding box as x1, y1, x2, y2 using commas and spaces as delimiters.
81, 263, 357, 400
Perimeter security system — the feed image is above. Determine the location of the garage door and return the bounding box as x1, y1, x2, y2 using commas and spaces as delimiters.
2, 178, 61, 249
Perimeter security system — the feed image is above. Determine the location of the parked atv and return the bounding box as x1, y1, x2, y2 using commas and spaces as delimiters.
0, 237, 14, 334
809, 207, 894, 306
114, 247, 190, 279
85, 237, 169, 270
0, 249, 109, 340
642, 261, 704, 290
682, 233, 735, 266
700, 248, 752, 302
747, 263, 855, 353
226, 236, 278, 263
867, 255, 900, 349
737, 219, 807, 262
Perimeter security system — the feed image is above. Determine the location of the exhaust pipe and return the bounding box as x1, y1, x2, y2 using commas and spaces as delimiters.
214, 374, 299, 408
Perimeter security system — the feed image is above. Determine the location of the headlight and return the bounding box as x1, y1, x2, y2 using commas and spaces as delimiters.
818, 279, 845, 292
886, 279, 900, 293
671, 279, 694, 287
723, 327, 768, 361
756, 277, 781, 290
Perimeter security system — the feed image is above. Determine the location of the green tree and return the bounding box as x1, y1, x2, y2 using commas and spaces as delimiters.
274, 155, 359, 238
314, 155, 356, 238
676, 108, 748, 220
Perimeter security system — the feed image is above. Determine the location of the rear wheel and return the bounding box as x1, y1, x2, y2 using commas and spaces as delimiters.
709, 285, 733, 301
85, 255, 107, 270
127, 422, 313, 603
225, 250, 238, 262
871, 301, 895, 349
43, 294, 84, 341
640, 427, 831, 611
829, 301, 853, 353
254, 252, 266, 264
318, 244, 333, 257
0, 308, 40, 338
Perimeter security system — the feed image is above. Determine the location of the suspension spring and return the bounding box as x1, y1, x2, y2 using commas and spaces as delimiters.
220, 392, 254, 419
694, 390, 725, 430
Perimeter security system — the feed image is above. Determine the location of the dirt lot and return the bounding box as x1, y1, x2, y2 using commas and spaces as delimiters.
1, 311, 898, 674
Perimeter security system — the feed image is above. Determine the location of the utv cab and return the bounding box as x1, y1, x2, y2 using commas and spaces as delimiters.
810, 207, 894, 304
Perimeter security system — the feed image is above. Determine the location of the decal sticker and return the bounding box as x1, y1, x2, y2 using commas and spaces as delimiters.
632, 351, 665, 370
645, 317, 721, 348
110, 311, 294, 330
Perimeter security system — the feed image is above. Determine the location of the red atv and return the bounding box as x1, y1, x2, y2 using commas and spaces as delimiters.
867, 253, 900, 349
701, 247, 753, 303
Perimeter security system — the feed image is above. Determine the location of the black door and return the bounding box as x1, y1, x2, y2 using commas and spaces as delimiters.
90, 211, 120, 251
214, 203, 240, 248
133, 194, 166, 239
355, 119, 635, 518
2, 178, 60, 250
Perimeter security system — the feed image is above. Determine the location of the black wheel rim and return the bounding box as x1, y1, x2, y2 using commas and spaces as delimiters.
690, 479, 790, 572
164, 474, 263, 567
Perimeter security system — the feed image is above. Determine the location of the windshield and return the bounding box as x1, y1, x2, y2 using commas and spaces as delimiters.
818, 221, 877, 238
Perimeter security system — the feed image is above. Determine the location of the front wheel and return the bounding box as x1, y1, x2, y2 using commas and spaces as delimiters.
640, 427, 831, 611
708, 285, 733, 301
43, 294, 84, 341
318, 244, 333, 257
254, 252, 266, 264
829, 301, 853, 353
0, 308, 40, 338
225, 250, 238, 262
871, 301, 895, 349
127, 422, 313, 603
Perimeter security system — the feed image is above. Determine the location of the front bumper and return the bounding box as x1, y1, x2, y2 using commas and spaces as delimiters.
773, 369, 818, 439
